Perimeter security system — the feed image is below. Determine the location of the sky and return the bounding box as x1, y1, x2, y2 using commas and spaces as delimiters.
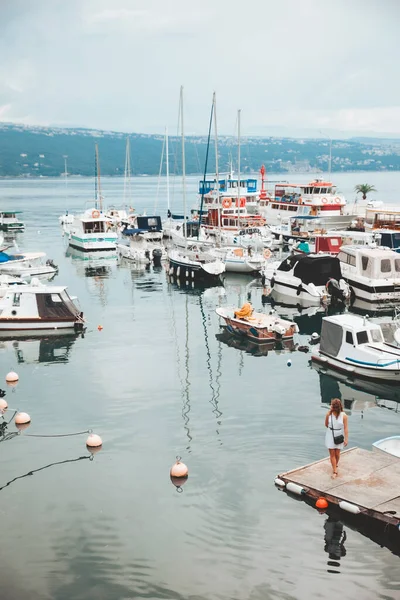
0, 0, 399, 138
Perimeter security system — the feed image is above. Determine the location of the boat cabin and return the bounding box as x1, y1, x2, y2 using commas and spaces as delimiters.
82, 219, 106, 234
319, 315, 384, 359
365, 206, 400, 231
277, 254, 343, 286
199, 178, 257, 195
338, 246, 400, 279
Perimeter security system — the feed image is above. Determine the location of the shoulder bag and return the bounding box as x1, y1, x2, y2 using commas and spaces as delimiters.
331, 414, 344, 445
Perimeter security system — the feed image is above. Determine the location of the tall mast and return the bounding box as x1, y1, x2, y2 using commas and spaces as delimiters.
237, 109, 241, 227
95, 143, 102, 211
123, 137, 132, 207
166, 127, 170, 213
63, 155, 68, 204
180, 86, 187, 244
213, 92, 220, 238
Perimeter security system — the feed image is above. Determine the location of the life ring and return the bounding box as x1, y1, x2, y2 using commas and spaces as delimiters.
263, 248, 271, 259
92, 210, 100, 218
222, 198, 232, 209
321, 198, 328, 204
335, 197, 341, 204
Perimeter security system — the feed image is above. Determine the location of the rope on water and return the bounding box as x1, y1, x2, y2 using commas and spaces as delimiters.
24, 429, 92, 438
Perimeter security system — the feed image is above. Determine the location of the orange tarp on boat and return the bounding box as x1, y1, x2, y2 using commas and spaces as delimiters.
234, 303, 253, 319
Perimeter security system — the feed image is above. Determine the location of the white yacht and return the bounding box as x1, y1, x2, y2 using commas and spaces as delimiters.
338, 246, 400, 308
373, 437, 400, 458
0, 277, 85, 334
263, 253, 351, 307
311, 314, 400, 382
0, 211, 25, 232
67, 209, 118, 252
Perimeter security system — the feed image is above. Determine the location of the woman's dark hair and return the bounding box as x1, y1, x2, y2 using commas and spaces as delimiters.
331, 398, 343, 415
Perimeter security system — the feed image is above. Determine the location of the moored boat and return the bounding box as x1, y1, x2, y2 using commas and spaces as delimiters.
372, 437, 400, 458
168, 248, 225, 283
216, 303, 298, 343
0, 277, 85, 334
0, 211, 25, 232
311, 314, 400, 381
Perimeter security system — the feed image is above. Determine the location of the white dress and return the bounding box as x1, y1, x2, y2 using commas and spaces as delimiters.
325, 412, 344, 450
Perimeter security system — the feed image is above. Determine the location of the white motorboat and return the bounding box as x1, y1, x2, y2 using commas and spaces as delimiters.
0, 251, 58, 278
67, 208, 118, 252
311, 314, 400, 381
263, 253, 351, 307
372, 437, 400, 458
0, 277, 85, 334
210, 246, 268, 274
0, 211, 25, 232
338, 246, 400, 308
168, 248, 225, 283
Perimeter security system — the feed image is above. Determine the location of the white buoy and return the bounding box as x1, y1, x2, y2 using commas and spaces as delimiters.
86, 433, 102, 448
177, 267, 181, 278
15, 412, 30, 425
0, 398, 8, 411
6, 371, 19, 384
286, 482, 305, 496
274, 477, 285, 487
339, 500, 361, 514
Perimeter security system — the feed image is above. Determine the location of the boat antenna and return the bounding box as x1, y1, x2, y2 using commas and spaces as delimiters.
94, 145, 98, 210
153, 132, 165, 214
237, 109, 241, 230
166, 127, 170, 215
197, 93, 214, 239
63, 155, 68, 210
123, 136, 132, 209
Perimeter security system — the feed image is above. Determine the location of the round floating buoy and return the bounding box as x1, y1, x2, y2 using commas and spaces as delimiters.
170, 456, 188, 489
6, 371, 19, 384
15, 412, 31, 427
97, 325, 103, 331
287, 359, 292, 367
86, 433, 103, 448
0, 398, 8, 411
316, 497, 328, 510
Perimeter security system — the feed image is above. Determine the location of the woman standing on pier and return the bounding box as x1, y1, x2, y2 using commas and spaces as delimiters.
325, 398, 348, 478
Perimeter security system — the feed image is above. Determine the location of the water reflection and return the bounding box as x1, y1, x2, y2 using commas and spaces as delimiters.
216, 326, 296, 357
0, 335, 79, 364
312, 362, 400, 415
324, 517, 347, 573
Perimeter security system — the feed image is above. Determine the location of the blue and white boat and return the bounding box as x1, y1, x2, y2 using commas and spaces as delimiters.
311, 314, 400, 382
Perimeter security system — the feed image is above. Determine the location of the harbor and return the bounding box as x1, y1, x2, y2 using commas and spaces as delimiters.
0, 172, 399, 598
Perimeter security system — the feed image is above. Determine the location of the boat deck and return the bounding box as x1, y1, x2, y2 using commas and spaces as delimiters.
278, 447, 400, 527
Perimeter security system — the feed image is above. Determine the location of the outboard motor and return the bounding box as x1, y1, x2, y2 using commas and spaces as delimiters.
152, 248, 162, 267
46, 258, 58, 270
326, 278, 345, 305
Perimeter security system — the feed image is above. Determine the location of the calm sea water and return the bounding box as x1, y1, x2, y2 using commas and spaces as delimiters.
0, 172, 399, 600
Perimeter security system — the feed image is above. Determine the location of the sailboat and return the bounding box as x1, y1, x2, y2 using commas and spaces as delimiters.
67, 144, 118, 252
167, 87, 225, 283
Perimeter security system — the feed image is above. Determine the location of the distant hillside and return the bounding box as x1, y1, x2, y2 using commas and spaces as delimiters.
1, 123, 400, 177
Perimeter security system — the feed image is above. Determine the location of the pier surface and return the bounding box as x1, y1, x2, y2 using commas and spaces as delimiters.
279, 447, 400, 525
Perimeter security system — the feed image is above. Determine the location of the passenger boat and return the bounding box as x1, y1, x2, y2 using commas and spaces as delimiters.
67, 208, 118, 252
311, 314, 400, 381
199, 171, 261, 215
337, 246, 400, 307
263, 254, 351, 307
216, 303, 298, 343
0, 251, 57, 279
0, 211, 25, 232
373, 437, 400, 458
0, 277, 85, 334
202, 201, 267, 235
259, 180, 351, 227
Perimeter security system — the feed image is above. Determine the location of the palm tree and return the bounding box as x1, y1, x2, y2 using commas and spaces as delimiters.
354, 183, 377, 200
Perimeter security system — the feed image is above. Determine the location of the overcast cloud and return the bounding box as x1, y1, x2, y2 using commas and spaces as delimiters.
0, 0, 399, 137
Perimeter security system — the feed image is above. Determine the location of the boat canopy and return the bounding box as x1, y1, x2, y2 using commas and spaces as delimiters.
339, 247, 400, 279
278, 254, 343, 285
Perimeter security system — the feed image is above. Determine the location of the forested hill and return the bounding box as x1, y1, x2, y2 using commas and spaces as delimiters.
0, 122, 400, 177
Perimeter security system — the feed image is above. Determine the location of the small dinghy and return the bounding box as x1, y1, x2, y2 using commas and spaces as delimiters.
311, 314, 400, 381
372, 436, 400, 458
216, 303, 299, 343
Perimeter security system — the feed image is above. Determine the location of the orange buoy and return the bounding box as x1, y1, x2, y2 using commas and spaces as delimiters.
15, 412, 31, 426
86, 433, 102, 448
170, 456, 188, 480
0, 398, 8, 411
98, 325, 103, 331
6, 371, 19, 384
316, 497, 328, 510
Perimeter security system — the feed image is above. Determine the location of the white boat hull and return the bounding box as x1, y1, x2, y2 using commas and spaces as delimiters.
0, 320, 79, 331
312, 352, 400, 382
68, 236, 117, 252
